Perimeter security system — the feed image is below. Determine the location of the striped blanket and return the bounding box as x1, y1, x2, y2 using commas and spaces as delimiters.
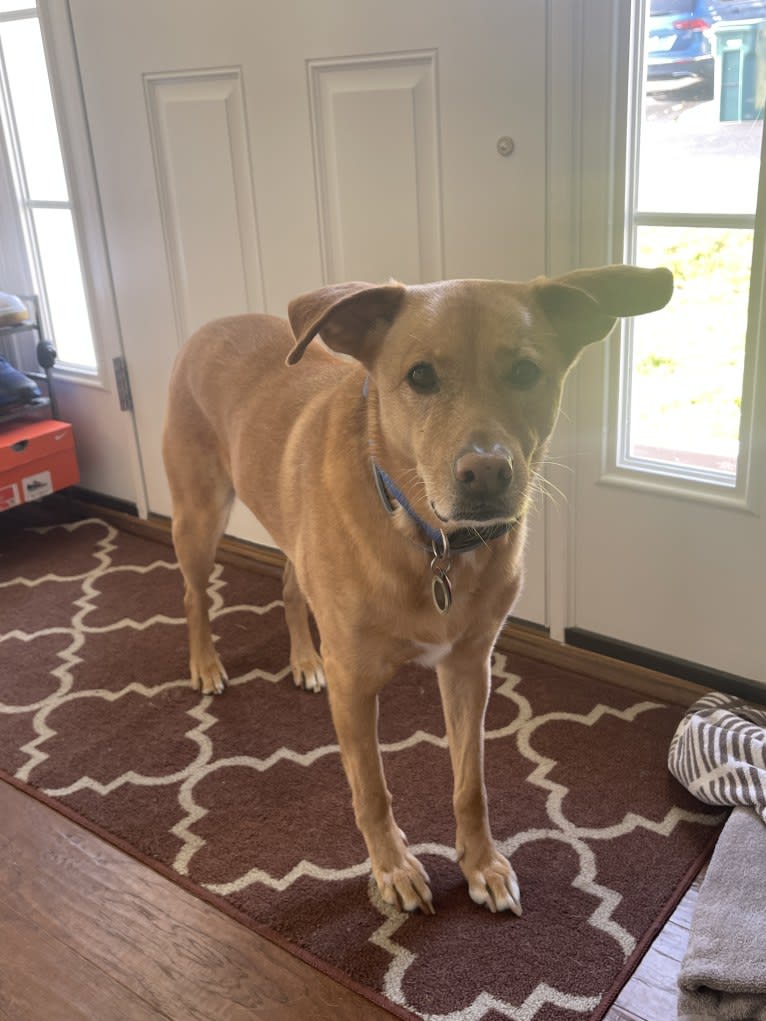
668, 691, 766, 821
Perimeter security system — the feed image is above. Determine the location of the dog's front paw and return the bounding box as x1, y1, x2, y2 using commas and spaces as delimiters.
373, 844, 435, 915
190, 652, 228, 695
461, 845, 522, 915
290, 651, 326, 693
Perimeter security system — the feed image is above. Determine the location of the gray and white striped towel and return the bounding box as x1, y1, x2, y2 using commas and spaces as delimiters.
668, 691, 766, 819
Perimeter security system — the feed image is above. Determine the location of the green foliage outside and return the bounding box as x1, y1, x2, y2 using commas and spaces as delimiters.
631, 226, 752, 460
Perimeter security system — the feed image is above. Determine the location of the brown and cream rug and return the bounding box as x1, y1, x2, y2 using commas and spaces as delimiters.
0, 517, 722, 1021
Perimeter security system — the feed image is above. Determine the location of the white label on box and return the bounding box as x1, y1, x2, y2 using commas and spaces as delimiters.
0, 482, 21, 511
22, 470, 54, 502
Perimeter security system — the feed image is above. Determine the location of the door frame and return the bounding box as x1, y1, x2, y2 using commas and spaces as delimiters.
543, 0, 632, 640
34, 0, 148, 510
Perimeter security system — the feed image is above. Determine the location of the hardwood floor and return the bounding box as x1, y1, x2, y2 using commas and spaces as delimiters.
0, 782, 394, 1021
606, 874, 701, 1021
0, 779, 699, 1021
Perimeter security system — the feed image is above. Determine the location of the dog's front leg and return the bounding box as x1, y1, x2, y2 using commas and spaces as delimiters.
325, 660, 435, 914
437, 646, 522, 915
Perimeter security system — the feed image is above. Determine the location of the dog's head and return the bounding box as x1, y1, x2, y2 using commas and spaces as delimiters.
287, 265, 673, 530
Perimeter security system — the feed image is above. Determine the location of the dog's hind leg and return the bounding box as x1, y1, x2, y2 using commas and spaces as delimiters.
283, 559, 326, 692
166, 436, 234, 695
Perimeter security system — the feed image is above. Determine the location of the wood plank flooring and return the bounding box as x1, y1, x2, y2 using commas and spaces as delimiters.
0, 782, 395, 1021
0, 779, 700, 1021
606, 874, 701, 1021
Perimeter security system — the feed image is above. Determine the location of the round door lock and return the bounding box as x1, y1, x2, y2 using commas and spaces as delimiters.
496, 136, 515, 157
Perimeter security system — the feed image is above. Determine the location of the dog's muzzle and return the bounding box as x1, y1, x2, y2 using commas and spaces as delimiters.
454, 445, 513, 498
436, 444, 515, 525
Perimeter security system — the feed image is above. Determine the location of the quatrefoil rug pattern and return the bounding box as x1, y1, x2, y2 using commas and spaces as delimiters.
0, 518, 722, 1021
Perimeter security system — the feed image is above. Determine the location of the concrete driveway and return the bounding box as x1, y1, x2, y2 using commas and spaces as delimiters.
639, 94, 764, 214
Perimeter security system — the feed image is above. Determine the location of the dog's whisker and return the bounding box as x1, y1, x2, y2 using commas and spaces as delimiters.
530, 470, 568, 509
541, 459, 575, 474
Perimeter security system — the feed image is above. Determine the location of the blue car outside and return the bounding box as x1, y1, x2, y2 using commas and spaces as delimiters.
647, 0, 766, 95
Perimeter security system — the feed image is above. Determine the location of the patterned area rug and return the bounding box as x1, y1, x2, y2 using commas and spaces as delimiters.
0, 518, 722, 1021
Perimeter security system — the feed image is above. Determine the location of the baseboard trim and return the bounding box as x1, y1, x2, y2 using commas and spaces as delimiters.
494, 625, 710, 707
70, 500, 735, 709
81, 506, 287, 578
72, 486, 138, 518
565, 628, 764, 705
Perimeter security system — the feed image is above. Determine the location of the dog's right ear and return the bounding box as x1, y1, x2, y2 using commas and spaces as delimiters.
533, 264, 674, 365
287, 282, 406, 367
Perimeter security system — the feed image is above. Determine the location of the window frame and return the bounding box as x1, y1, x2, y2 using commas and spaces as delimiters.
600, 0, 766, 512
0, 2, 115, 387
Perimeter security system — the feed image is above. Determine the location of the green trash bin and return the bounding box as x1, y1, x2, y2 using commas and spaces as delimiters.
712, 19, 766, 121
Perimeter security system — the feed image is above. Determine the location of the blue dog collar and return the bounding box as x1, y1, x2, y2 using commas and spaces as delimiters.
371, 460, 515, 555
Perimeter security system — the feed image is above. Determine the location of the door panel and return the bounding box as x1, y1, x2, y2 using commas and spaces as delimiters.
68, 0, 550, 623
308, 52, 443, 283
144, 69, 266, 342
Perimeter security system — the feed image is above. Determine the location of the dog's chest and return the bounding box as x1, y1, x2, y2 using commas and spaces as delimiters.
413, 641, 453, 668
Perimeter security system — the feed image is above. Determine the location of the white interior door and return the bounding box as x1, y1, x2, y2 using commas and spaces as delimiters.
67, 0, 555, 624
570, 0, 766, 686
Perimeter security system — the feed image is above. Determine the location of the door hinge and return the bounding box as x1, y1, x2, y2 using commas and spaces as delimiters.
113, 356, 134, 412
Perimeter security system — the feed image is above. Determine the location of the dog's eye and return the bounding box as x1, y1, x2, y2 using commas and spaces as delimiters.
508, 359, 541, 389
406, 362, 440, 394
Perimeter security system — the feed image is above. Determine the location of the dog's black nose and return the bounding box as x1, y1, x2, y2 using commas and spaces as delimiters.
454, 446, 512, 498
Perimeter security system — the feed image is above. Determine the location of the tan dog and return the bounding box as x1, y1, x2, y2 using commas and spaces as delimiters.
163, 264, 672, 915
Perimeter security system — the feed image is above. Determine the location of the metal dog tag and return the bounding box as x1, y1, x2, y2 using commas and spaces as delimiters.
431, 570, 453, 614
430, 531, 453, 614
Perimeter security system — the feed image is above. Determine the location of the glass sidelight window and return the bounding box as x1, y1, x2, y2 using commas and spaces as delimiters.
620, 0, 765, 488
0, 4, 97, 371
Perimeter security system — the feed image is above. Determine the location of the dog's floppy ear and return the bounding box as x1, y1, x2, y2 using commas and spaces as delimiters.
287, 281, 406, 366
534, 264, 673, 363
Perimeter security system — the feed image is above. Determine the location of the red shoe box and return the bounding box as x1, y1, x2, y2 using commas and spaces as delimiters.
0, 418, 79, 512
